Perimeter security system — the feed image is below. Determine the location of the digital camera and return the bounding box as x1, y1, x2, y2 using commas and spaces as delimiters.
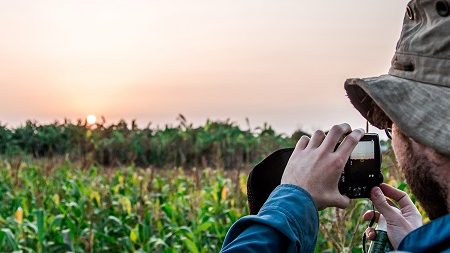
338, 133, 383, 198
247, 133, 384, 214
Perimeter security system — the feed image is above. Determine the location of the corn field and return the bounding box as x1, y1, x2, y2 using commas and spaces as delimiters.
0, 119, 426, 252
0, 116, 306, 169
0, 160, 249, 252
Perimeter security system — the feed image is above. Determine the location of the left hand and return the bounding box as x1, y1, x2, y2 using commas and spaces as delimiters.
281, 123, 365, 210
363, 184, 423, 249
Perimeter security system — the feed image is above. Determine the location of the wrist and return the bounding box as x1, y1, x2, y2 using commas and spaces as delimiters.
280, 183, 319, 211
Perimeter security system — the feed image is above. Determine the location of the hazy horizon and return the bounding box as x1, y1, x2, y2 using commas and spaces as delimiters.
1, 0, 409, 134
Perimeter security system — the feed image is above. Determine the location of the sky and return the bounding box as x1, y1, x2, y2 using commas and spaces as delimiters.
0, 0, 409, 134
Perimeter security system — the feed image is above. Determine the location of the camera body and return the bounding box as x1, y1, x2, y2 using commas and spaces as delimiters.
338, 133, 383, 198
247, 133, 384, 214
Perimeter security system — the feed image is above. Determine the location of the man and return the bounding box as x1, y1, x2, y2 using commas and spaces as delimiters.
221, 0, 450, 252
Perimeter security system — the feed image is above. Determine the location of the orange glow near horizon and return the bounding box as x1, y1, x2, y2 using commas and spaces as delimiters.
0, 0, 409, 133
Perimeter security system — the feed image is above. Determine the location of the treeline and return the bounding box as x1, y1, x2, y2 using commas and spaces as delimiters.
0, 115, 308, 169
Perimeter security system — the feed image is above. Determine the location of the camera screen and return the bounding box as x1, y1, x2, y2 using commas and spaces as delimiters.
340, 134, 382, 198
347, 140, 376, 178
350, 141, 374, 160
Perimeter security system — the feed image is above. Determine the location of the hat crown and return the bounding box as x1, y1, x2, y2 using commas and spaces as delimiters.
345, 0, 450, 156
397, 0, 450, 58
389, 0, 450, 87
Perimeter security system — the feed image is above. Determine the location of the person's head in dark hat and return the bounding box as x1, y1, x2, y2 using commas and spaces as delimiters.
223, 1, 450, 252
345, 0, 450, 220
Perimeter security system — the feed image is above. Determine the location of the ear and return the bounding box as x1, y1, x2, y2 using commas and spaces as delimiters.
391, 124, 412, 167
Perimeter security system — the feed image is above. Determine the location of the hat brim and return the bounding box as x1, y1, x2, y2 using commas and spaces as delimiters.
247, 148, 293, 215
345, 75, 450, 156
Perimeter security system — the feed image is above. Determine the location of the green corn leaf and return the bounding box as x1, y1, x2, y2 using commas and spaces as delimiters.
107, 215, 122, 226
181, 236, 199, 253
161, 203, 174, 219
1, 228, 18, 250
196, 222, 212, 233
34, 209, 45, 253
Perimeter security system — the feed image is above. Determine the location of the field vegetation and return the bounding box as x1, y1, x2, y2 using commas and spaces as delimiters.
0, 118, 426, 252
0, 115, 306, 169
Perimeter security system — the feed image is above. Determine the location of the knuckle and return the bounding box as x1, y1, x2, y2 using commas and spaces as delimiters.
345, 134, 359, 144
296, 136, 309, 145
295, 138, 307, 148
355, 128, 364, 134
379, 199, 391, 208
341, 123, 351, 131
372, 198, 384, 206
300, 135, 310, 141
315, 146, 328, 156
365, 228, 373, 235
334, 156, 347, 167
330, 125, 343, 135
314, 130, 325, 136
397, 192, 407, 201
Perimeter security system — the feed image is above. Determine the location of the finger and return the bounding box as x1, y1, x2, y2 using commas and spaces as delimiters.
386, 198, 397, 208
379, 183, 415, 209
365, 227, 376, 241
295, 135, 310, 150
307, 130, 326, 149
332, 194, 351, 209
321, 123, 352, 152
336, 128, 365, 157
362, 210, 380, 222
370, 187, 400, 221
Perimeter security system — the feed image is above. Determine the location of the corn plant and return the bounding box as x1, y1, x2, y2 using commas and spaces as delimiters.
0, 117, 299, 169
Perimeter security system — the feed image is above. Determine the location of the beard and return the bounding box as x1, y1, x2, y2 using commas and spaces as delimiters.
393, 128, 449, 220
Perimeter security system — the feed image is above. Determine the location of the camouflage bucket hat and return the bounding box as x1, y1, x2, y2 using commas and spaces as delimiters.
345, 0, 450, 155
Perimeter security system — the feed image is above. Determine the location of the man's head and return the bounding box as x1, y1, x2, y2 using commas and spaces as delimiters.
345, 0, 450, 219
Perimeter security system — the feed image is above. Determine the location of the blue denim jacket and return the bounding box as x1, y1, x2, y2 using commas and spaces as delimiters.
221, 184, 319, 252
221, 184, 450, 253
398, 213, 450, 252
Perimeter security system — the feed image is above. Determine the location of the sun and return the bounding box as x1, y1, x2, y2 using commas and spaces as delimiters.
86, 114, 97, 125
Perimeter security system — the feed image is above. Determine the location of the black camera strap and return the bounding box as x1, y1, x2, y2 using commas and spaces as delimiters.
363, 202, 377, 253
363, 202, 393, 253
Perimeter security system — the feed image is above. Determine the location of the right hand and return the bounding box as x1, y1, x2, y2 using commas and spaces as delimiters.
281, 123, 365, 210
363, 183, 423, 249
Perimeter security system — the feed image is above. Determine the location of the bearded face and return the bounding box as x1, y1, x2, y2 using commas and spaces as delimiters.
392, 125, 449, 220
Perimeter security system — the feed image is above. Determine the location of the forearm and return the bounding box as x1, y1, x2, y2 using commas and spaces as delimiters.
221, 184, 319, 253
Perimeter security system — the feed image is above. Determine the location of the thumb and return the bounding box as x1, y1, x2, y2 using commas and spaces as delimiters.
370, 187, 399, 221
333, 193, 351, 209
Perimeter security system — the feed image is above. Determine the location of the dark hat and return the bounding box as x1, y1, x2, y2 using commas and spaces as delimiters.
345, 0, 450, 155
247, 148, 293, 214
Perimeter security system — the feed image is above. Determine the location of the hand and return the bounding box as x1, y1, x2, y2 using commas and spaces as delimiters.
363, 183, 423, 249
281, 123, 365, 210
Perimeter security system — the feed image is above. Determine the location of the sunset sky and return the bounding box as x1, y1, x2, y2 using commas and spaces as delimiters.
0, 0, 409, 134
